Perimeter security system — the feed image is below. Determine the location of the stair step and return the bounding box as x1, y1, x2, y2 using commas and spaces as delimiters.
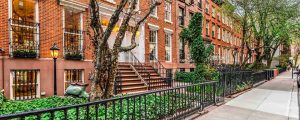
118, 82, 145, 86
120, 86, 148, 92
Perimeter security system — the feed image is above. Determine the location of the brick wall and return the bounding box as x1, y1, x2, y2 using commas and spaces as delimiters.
0, 0, 9, 56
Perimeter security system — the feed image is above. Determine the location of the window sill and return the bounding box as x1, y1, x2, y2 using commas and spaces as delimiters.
165, 20, 173, 24
106, 0, 116, 4
150, 15, 159, 19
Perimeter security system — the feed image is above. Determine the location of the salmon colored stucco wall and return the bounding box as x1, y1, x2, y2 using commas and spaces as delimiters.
1, 58, 93, 99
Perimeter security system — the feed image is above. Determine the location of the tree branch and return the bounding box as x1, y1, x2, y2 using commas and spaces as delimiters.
119, 0, 161, 52
101, 0, 129, 47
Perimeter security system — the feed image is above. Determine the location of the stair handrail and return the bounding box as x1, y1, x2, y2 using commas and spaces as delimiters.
128, 51, 151, 89
148, 53, 172, 87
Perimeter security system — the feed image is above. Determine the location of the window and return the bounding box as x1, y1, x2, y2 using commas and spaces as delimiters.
179, 38, 185, 63
165, 33, 172, 62
205, 0, 209, 14
9, 0, 39, 57
212, 7, 215, 17
180, 68, 185, 72
11, 70, 39, 100
190, 68, 194, 72
150, 0, 157, 17
166, 69, 173, 78
206, 20, 209, 36
165, 1, 172, 22
212, 23, 215, 38
178, 7, 184, 26
217, 26, 221, 39
63, 9, 84, 58
64, 69, 83, 90
198, 0, 202, 8
150, 30, 158, 60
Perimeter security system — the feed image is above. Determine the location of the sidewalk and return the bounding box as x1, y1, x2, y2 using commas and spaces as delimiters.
193, 71, 299, 120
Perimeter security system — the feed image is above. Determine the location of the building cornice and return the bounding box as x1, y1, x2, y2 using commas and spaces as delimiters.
59, 0, 88, 11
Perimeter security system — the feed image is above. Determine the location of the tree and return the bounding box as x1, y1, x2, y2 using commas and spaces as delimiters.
180, 13, 217, 81
88, 0, 161, 101
221, 0, 253, 67
230, 0, 300, 68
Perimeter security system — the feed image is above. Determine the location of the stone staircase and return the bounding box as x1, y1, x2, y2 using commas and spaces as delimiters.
116, 63, 170, 94
116, 63, 147, 94
136, 64, 169, 90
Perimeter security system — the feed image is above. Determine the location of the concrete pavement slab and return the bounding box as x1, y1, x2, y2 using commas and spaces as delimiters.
192, 71, 299, 120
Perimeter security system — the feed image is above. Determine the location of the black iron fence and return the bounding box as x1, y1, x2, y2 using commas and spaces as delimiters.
0, 81, 218, 120
1, 68, 285, 119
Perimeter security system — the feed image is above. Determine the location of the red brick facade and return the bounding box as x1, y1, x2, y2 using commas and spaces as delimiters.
0, 0, 246, 99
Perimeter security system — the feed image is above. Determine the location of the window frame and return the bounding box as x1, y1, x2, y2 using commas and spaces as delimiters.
62, 8, 84, 57
178, 7, 185, 26
8, 0, 40, 57
164, 32, 172, 62
64, 69, 84, 91
150, 0, 158, 18
10, 70, 40, 100
164, 0, 172, 22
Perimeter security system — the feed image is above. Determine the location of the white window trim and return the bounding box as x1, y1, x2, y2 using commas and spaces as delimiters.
148, 23, 160, 31
10, 71, 41, 100
59, 0, 88, 11
164, 28, 173, 34
106, 0, 116, 4
63, 70, 85, 91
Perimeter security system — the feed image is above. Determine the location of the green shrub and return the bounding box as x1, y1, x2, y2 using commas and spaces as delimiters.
0, 89, 5, 106
0, 94, 194, 120
12, 50, 37, 58
0, 96, 87, 115
65, 53, 83, 60
175, 72, 197, 83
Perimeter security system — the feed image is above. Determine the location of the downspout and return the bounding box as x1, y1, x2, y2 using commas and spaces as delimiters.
0, 48, 4, 90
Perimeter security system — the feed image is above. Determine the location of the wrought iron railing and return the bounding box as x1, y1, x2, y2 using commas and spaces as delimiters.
9, 19, 39, 58
0, 81, 219, 120
114, 68, 122, 94
63, 28, 84, 60
126, 52, 150, 89
148, 53, 172, 89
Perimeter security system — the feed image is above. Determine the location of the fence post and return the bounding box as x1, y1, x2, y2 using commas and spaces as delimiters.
213, 82, 217, 105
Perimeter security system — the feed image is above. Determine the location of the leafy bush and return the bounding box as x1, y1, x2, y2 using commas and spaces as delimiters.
0, 96, 87, 115
175, 72, 197, 83
0, 89, 5, 106
12, 50, 37, 58
0, 94, 194, 120
236, 81, 252, 92
65, 53, 83, 60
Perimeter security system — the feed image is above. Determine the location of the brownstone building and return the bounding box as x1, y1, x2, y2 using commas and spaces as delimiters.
0, 0, 247, 100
